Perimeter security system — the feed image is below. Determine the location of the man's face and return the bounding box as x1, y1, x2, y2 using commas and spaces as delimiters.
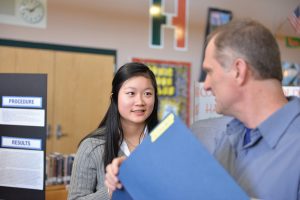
202, 38, 238, 115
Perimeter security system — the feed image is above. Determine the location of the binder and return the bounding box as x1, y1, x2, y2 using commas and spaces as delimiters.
112, 113, 249, 200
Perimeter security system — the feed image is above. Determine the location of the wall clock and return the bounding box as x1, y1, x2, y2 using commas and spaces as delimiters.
18, 0, 45, 24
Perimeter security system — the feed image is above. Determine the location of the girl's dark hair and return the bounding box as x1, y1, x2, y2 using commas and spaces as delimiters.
82, 62, 159, 170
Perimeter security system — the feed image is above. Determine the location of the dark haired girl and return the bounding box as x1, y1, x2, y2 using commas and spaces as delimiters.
68, 62, 159, 200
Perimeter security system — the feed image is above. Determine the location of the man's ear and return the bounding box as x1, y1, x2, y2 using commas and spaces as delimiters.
232, 58, 248, 85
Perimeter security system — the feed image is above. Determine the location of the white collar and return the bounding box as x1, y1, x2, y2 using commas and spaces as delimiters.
120, 126, 148, 156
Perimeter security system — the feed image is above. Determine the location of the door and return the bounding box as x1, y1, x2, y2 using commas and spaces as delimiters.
0, 45, 114, 154
51, 51, 113, 154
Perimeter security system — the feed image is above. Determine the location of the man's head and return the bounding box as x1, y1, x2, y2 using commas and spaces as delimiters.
205, 18, 282, 81
202, 19, 282, 115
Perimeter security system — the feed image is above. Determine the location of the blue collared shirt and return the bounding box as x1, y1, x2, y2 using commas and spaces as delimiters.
213, 97, 300, 200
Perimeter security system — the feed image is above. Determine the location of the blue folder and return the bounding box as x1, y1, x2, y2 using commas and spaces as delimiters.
112, 113, 249, 200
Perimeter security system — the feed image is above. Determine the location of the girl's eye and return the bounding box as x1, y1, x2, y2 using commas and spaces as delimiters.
144, 92, 153, 96
127, 92, 134, 96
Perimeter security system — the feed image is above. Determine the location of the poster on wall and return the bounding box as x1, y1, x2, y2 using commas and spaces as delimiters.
193, 82, 300, 122
132, 58, 190, 125
193, 82, 222, 122
199, 8, 233, 81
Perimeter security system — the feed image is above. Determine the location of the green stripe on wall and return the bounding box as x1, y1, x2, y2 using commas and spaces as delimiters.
0, 39, 117, 69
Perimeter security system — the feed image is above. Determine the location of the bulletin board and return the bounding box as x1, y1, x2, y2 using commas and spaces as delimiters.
132, 58, 191, 125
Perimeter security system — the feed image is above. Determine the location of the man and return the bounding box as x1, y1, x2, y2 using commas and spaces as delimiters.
105, 19, 300, 200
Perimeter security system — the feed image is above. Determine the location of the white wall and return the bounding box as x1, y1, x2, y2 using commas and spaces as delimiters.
0, 0, 299, 124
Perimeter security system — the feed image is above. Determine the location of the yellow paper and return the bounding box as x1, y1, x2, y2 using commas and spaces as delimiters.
150, 113, 174, 142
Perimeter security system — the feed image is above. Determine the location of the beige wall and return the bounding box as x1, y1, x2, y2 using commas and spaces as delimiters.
0, 0, 299, 124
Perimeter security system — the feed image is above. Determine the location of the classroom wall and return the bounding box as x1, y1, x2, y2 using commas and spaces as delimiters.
0, 0, 299, 124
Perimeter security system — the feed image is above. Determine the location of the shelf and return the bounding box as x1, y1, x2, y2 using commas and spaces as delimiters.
46, 185, 68, 200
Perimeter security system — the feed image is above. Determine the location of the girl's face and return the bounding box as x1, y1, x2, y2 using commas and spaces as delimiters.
118, 76, 155, 127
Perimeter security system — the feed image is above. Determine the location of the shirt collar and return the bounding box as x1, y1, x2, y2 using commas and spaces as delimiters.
226, 97, 300, 149
258, 96, 300, 149
120, 126, 149, 156
225, 119, 244, 148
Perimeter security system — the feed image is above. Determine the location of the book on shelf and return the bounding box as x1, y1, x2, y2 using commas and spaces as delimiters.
46, 153, 75, 186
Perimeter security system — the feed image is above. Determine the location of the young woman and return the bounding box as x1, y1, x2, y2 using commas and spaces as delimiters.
68, 62, 159, 200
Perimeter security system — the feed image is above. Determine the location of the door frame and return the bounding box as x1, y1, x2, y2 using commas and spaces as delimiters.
0, 38, 117, 70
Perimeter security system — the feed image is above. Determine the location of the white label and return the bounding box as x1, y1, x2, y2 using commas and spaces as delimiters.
2, 137, 42, 150
2, 96, 42, 108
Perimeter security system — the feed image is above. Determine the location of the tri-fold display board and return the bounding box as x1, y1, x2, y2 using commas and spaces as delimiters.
0, 74, 47, 200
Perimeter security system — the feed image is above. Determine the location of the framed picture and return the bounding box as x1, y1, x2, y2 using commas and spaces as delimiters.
205, 8, 233, 38
199, 8, 233, 81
